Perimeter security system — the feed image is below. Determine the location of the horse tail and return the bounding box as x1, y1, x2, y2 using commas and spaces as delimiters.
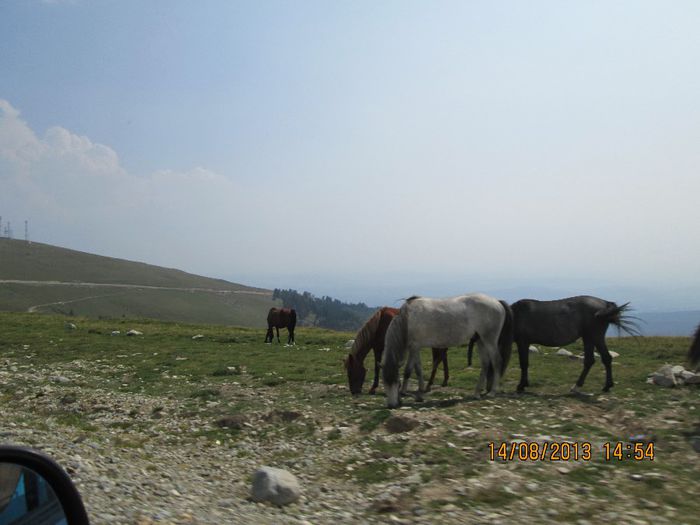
595, 302, 642, 337
497, 300, 514, 375
382, 309, 408, 387
688, 323, 700, 368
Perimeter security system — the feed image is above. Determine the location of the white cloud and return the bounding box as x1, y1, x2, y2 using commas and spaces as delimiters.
0, 99, 242, 272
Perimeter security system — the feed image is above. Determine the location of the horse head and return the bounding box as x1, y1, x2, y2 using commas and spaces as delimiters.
345, 354, 366, 396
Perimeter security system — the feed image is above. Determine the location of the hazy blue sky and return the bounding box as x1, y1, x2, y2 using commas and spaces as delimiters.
1, 1, 699, 309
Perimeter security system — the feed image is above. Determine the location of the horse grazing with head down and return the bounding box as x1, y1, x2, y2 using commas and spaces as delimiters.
512, 296, 640, 394
265, 307, 297, 344
344, 307, 464, 396
382, 293, 513, 408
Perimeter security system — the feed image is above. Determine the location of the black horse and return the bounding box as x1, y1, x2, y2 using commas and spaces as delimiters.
688, 323, 700, 368
264, 307, 297, 344
511, 296, 639, 393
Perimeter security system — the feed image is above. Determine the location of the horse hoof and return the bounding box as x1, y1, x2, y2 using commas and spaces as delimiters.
570, 386, 593, 397
368, 389, 377, 396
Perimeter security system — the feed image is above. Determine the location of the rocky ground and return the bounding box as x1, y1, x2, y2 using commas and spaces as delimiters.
1, 350, 699, 524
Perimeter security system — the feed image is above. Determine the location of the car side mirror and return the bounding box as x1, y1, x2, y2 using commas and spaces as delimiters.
0, 446, 90, 525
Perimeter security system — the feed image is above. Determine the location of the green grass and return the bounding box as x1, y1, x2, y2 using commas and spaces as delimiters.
1, 310, 699, 519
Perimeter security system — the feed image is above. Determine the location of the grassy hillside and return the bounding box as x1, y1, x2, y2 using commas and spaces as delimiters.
0, 311, 697, 523
0, 238, 264, 291
0, 238, 278, 327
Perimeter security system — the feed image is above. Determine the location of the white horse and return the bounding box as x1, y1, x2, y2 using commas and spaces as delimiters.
381, 293, 512, 408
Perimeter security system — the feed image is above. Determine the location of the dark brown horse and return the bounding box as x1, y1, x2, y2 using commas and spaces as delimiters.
512, 296, 639, 393
265, 307, 297, 344
344, 307, 451, 396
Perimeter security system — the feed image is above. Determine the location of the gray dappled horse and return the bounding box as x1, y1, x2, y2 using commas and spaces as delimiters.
381, 293, 513, 409
344, 306, 453, 396
512, 296, 639, 394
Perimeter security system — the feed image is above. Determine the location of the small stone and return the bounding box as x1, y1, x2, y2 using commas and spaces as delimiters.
250, 466, 301, 506
556, 348, 573, 357
652, 365, 677, 387
126, 329, 143, 336
192, 334, 204, 340
528, 345, 539, 353
672, 365, 685, 376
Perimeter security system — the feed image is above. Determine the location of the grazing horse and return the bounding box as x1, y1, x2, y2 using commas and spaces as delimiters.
512, 296, 639, 394
264, 307, 297, 344
688, 323, 700, 368
344, 307, 455, 396
382, 293, 513, 408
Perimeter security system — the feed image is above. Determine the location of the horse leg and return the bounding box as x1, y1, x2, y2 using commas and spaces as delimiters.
413, 354, 425, 401
441, 348, 449, 387
467, 335, 476, 367
275, 327, 280, 343
486, 341, 501, 396
265, 327, 273, 343
401, 345, 423, 397
474, 341, 488, 398
516, 341, 530, 392
369, 348, 381, 395
596, 338, 614, 392
571, 339, 595, 394
426, 349, 441, 392
400, 353, 414, 396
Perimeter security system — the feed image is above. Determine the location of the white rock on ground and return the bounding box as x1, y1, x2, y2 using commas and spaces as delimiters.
251, 466, 301, 506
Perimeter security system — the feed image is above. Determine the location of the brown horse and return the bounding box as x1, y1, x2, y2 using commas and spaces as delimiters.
344, 307, 453, 396
265, 307, 297, 344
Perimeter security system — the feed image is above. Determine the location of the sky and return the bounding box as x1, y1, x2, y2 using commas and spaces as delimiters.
1, 0, 700, 310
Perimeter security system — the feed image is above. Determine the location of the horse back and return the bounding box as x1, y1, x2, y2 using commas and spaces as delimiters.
267, 307, 295, 327
512, 296, 611, 346
403, 294, 503, 347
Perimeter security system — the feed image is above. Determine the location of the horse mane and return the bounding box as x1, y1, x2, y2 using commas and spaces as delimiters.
349, 308, 383, 361
405, 295, 421, 303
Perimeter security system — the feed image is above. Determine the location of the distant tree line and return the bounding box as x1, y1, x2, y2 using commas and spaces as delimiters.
272, 288, 377, 331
